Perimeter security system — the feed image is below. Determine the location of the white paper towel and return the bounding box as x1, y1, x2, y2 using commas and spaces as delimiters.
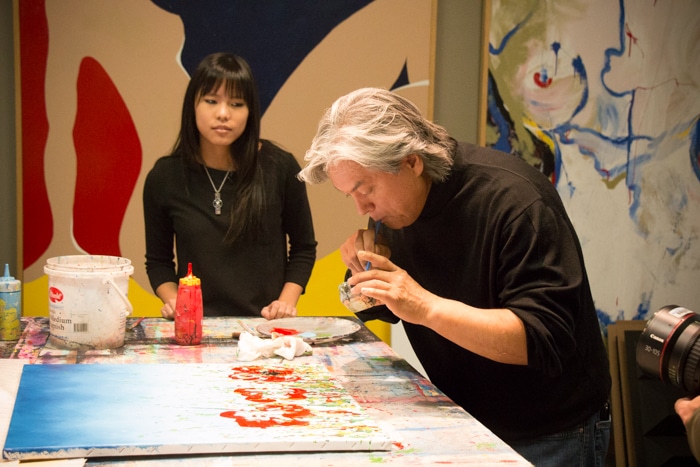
236, 331, 312, 361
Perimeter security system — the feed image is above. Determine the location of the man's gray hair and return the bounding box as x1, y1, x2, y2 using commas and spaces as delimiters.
298, 88, 455, 184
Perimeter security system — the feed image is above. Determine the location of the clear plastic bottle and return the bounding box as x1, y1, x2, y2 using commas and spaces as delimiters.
0, 263, 21, 340
174, 263, 203, 345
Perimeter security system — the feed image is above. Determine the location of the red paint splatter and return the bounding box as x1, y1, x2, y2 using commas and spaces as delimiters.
72, 57, 142, 256
270, 327, 298, 335
286, 388, 307, 399
235, 388, 277, 403
221, 365, 312, 426
270, 403, 312, 419
220, 410, 309, 428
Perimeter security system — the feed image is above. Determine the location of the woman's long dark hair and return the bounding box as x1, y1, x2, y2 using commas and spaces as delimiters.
171, 52, 266, 244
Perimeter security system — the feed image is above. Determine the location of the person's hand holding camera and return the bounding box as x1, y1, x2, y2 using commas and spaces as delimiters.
675, 395, 700, 426
675, 395, 700, 463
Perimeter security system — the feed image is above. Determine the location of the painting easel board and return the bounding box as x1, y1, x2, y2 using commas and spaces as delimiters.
3, 362, 392, 461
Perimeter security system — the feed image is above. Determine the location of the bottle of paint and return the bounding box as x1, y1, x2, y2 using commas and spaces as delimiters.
0, 263, 21, 340
174, 262, 203, 345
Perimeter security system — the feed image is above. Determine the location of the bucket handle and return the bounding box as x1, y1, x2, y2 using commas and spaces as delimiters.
103, 277, 133, 316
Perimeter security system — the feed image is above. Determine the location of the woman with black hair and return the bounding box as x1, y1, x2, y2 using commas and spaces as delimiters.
144, 53, 316, 319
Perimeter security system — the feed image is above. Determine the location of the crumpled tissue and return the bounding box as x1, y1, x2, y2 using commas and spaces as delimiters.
237, 331, 313, 361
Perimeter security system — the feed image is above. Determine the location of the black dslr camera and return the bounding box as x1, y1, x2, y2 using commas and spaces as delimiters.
636, 305, 700, 396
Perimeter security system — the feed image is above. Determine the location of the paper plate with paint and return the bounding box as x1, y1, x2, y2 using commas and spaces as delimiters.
256, 317, 361, 344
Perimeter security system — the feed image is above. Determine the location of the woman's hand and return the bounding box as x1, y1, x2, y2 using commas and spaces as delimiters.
160, 297, 177, 319
261, 300, 297, 320
262, 283, 303, 319
156, 282, 178, 320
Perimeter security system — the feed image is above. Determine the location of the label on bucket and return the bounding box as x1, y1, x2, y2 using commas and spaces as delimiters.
49, 307, 87, 334
48, 292, 126, 350
48, 290, 90, 342
49, 287, 64, 304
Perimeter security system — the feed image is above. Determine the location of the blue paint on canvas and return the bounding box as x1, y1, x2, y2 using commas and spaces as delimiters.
4, 363, 391, 460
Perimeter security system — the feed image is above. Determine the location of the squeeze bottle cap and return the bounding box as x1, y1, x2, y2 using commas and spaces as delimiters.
0, 264, 21, 292
179, 262, 201, 286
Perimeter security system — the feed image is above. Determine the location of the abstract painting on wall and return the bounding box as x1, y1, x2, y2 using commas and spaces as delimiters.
486, 0, 700, 326
17, 0, 435, 321
3, 362, 392, 460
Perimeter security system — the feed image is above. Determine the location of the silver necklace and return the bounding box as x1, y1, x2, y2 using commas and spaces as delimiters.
203, 166, 231, 215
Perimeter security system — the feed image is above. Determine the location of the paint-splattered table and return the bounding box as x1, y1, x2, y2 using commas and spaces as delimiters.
1, 317, 532, 466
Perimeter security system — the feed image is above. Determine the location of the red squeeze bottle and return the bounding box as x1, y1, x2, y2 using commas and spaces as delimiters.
174, 263, 203, 345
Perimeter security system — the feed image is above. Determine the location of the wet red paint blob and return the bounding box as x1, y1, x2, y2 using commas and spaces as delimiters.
286, 388, 307, 400
270, 327, 298, 336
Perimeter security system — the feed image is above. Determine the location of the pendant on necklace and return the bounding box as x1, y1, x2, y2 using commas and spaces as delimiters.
213, 192, 223, 215
204, 165, 230, 216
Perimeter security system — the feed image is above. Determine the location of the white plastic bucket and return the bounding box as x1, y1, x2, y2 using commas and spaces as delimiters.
44, 255, 134, 349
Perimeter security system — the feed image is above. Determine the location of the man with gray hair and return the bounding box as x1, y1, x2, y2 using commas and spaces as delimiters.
298, 87, 611, 466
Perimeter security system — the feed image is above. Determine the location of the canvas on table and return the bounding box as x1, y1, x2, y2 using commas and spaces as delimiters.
3, 362, 392, 460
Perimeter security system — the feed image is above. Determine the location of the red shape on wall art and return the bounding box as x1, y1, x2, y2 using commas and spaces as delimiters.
72, 57, 142, 257
19, 0, 52, 268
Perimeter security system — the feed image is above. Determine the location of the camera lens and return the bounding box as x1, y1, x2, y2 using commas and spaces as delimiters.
636, 305, 700, 396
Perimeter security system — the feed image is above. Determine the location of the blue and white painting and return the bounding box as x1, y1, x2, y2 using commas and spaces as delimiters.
487, 0, 700, 327
3, 363, 391, 460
